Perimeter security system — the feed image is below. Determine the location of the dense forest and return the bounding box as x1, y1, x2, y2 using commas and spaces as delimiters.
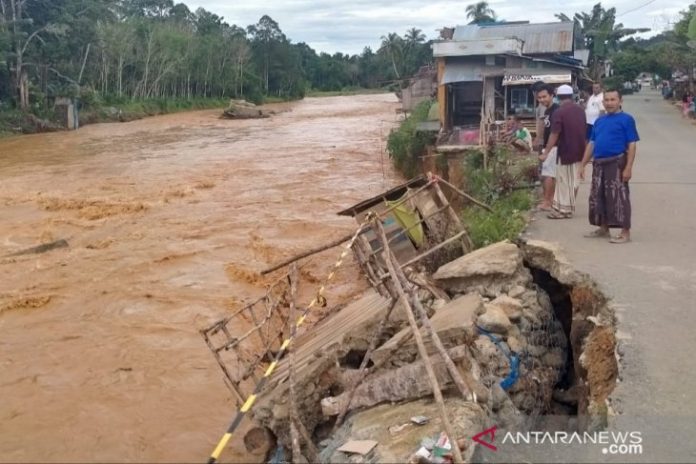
2, 0, 696, 125
0, 0, 433, 112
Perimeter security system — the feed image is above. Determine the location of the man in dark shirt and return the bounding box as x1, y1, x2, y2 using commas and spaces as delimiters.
540, 84, 587, 218
579, 89, 639, 243
536, 84, 558, 210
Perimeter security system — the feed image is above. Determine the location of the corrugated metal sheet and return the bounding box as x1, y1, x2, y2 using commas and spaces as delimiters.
442, 63, 505, 84
433, 38, 523, 57
452, 22, 574, 54
443, 63, 485, 83
263, 290, 394, 387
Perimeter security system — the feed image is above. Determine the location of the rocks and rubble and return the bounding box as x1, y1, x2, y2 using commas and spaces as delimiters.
241, 240, 618, 463
221, 99, 273, 119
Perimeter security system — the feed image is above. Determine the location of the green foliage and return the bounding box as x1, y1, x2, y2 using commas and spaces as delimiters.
465, 146, 538, 202
466, 2, 497, 24
0, 1, 434, 116
462, 190, 533, 248
604, 1, 696, 82
556, 3, 649, 80
460, 146, 536, 248
611, 49, 646, 81
386, 100, 434, 178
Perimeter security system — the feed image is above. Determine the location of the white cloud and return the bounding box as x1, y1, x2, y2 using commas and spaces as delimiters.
182, 0, 690, 54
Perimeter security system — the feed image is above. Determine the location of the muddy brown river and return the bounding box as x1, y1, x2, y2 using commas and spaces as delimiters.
0, 94, 401, 462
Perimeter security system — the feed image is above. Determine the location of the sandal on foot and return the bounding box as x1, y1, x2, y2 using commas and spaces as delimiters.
547, 211, 572, 219
609, 235, 630, 244
584, 229, 610, 238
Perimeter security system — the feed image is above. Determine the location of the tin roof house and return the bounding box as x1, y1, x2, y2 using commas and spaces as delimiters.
432, 21, 589, 149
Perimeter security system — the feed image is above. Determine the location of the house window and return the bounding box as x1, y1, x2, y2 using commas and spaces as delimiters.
511, 88, 529, 109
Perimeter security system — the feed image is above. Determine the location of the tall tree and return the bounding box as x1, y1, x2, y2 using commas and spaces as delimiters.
1, 0, 68, 109
465, 2, 496, 25
379, 32, 403, 79
247, 15, 286, 92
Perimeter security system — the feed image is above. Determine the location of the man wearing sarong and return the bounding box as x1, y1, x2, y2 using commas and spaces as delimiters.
579, 89, 639, 244
540, 84, 586, 218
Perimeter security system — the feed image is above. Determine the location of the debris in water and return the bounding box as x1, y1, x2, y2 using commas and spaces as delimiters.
4, 239, 69, 257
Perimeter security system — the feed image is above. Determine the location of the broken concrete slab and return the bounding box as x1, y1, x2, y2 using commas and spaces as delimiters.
519, 239, 587, 286
434, 241, 522, 279
371, 294, 482, 367
321, 345, 487, 417
433, 241, 531, 295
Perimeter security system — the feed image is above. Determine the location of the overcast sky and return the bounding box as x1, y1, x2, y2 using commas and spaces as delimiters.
184, 0, 688, 54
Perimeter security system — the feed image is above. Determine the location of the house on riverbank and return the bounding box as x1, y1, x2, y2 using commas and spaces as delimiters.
432, 21, 590, 149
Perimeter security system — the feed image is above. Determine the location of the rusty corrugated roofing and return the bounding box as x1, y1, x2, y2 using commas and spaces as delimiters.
452, 22, 575, 54
337, 175, 428, 217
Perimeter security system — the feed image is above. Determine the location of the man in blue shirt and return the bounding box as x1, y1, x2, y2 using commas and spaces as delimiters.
579, 89, 639, 243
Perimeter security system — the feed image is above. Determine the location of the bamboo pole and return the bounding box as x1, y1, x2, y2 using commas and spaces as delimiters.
260, 233, 355, 275
261, 180, 437, 276
398, 229, 470, 269
375, 219, 464, 464
391, 261, 474, 403
435, 176, 494, 212
287, 264, 303, 463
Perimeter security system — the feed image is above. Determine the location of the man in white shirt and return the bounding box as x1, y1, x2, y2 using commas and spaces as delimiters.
585, 83, 605, 140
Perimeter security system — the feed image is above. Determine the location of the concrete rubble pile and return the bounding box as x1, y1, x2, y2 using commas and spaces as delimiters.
246, 240, 619, 463
221, 99, 273, 119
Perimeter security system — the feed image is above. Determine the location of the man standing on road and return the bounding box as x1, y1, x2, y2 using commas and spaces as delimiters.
585, 83, 605, 140
532, 81, 546, 150
536, 84, 558, 210
579, 89, 639, 244
540, 84, 587, 218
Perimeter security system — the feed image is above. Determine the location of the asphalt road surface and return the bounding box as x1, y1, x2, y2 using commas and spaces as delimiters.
526, 89, 696, 463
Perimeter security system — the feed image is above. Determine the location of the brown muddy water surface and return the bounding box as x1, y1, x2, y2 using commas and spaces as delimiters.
0, 94, 401, 462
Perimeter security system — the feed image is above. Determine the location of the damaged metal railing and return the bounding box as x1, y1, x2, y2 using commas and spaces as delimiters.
200, 276, 292, 406
205, 219, 369, 464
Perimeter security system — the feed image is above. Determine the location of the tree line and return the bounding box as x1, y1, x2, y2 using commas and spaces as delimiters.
609, 2, 696, 87
3, 0, 692, 115
0, 0, 433, 111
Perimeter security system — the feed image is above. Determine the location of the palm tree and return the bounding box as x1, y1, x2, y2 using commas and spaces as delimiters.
466, 2, 496, 25
379, 32, 403, 79
402, 28, 427, 77
404, 27, 426, 45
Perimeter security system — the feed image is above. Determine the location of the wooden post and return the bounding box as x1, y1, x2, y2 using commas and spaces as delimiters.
437, 58, 447, 130
261, 232, 357, 275
504, 84, 508, 118
375, 220, 465, 464
436, 176, 493, 212
480, 78, 487, 169
430, 178, 473, 253
392, 265, 474, 402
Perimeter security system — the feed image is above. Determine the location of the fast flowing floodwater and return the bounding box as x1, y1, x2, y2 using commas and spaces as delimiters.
0, 94, 401, 462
